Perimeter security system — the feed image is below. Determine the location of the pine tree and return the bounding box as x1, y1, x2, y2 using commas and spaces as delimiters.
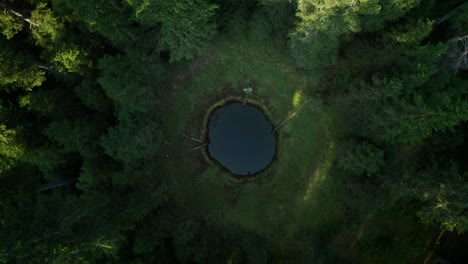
402, 159, 468, 233
98, 51, 164, 115
290, 0, 423, 71
0, 38, 45, 92
127, 0, 218, 61
338, 141, 384, 176
52, 0, 138, 49
0, 124, 24, 175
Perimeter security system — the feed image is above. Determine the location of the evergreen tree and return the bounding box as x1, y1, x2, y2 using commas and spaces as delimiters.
371, 82, 468, 144
0, 6, 23, 39
0, 124, 24, 175
127, 0, 218, 61
0, 38, 45, 92
30, 2, 64, 47
338, 141, 384, 176
98, 50, 164, 115
290, 0, 423, 71
401, 159, 468, 233
52, 0, 138, 49
42, 42, 92, 74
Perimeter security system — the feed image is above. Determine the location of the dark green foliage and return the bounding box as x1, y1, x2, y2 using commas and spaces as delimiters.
0, 38, 45, 92
44, 115, 108, 157
290, 30, 340, 72
358, 0, 424, 32
74, 78, 114, 113
370, 84, 468, 144
418, 175, 468, 233
0, 10, 23, 39
0, 192, 108, 263
335, 14, 468, 145
249, 0, 296, 39
30, 2, 65, 47
127, 0, 217, 61
100, 118, 161, 168
0, 125, 24, 174
51, 0, 138, 49
42, 42, 92, 73
289, 0, 423, 71
0, 0, 467, 263
98, 51, 164, 115
338, 141, 384, 176
355, 203, 433, 263
402, 159, 468, 233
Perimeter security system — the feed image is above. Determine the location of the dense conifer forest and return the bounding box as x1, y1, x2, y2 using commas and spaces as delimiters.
0, 0, 467, 263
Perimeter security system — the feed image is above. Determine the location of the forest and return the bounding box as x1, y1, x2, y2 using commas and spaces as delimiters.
0, 0, 467, 263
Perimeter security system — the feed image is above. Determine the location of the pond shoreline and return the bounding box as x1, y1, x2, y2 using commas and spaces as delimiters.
200, 96, 278, 182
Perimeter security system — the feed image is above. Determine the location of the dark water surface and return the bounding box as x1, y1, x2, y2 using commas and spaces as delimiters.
208, 103, 276, 176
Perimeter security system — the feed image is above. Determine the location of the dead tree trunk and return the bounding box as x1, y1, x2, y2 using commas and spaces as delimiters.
447, 34, 468, 71
35, 62, 62, 74
0, 1, 39, 28
273, 111, 297, 133
190, 137, 203, 143
436, 2, 468, 24
423, 229, 447, 264
38, 178, 77, 192
189, 143, 208, 152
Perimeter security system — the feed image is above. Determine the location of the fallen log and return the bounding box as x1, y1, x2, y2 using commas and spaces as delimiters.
273, 111, 297, 132
189, 143, 208, 152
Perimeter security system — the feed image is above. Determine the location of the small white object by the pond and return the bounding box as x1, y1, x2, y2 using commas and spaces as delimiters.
244, 87, 253, 93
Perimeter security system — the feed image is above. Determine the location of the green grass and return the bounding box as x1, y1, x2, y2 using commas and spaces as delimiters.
159, 27, 435, 262
160, 29, 346, 257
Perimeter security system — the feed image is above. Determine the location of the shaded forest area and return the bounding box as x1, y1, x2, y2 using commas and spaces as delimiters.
0, 0, 467, 263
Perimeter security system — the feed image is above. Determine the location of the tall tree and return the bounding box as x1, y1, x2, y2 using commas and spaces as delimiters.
41, 42, 92, 73
0, 6, 23, 39
98, 50, 164, 116
0, 0, 39, 39
0, 38, 45, 92
249, 0, 296, 39
52, 0, 138, 49
401, 159, 468, 233
370, 82, 468, 144
126, 0, 218, 61
0, 124, 24, 175
43, 115, 109, 158
29, 2, 64, 47
0, 191, 124, 263
290, 0, 423, 71
100, 117, 162, 171
335, 15, 468, 144
338, 141, 384, 176
0, 1, 64, 44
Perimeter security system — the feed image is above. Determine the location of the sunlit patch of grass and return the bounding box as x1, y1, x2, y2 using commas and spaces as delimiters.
162, 28, 338, 257
292, 89, 303, 107
302, 139, 336, 202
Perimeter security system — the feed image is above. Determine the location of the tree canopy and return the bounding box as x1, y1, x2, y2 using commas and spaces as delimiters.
0, 0, 467, 263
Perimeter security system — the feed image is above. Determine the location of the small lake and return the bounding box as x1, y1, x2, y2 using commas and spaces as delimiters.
208, 103, 276, 176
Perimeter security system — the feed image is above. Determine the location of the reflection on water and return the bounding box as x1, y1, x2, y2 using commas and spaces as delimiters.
208, 103, 276, 176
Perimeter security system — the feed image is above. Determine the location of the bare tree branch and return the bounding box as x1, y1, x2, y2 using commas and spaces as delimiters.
437, 2, 468, 24
447, 34, 468, 71
0, 1, 39, 28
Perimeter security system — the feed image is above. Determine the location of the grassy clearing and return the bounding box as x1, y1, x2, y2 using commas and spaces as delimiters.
160, 26, 435, 262
161, 29, 349, 258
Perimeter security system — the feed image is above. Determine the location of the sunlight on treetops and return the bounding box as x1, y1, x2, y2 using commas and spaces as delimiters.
93, 239, 116, 253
